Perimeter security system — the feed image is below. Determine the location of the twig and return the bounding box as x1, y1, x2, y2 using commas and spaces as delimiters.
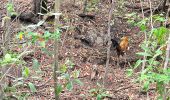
164, 35, 170, 69
53, 0, 60, 100
140, 0, 146, 71
103, 0, 114, 87
114, 85, 133, 92
164, 0, 170, 26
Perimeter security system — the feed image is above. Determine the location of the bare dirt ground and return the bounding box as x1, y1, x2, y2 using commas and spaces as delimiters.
0, 0, 158, 99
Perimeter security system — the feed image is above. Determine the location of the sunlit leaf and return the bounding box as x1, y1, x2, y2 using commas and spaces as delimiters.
22, 67, 30, 78
39, 40, 46, 47
4, 53, 12, 62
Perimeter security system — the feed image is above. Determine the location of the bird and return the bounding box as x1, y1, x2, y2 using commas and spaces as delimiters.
111, 36, 129, 67
111, 36, 129, 57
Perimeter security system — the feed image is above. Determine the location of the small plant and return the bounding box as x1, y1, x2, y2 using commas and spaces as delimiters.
89, 83, 109, 100
86, 0, 99, 12
127, 14, 170, 99
7, 3, 17, 15
0, 52, 36, 99
55, 58, 83, 95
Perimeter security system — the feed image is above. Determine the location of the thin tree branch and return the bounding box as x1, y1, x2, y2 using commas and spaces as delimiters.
103, 0, 114, 88
53, 0, 60, 100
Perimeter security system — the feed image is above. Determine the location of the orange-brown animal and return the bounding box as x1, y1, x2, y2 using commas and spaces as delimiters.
111, 36, 129, 57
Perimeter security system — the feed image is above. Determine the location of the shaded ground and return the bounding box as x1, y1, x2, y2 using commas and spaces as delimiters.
0, 0, 158, 99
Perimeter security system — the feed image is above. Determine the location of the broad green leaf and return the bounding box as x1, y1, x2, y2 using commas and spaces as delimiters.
97, 94, 102, 100
22, 67, 30, 78
39, 41, 46, 47
7, 3, 14, 12
140, 24, 147, 31
43, 31, 52, 40
66, 81, 73, 91
143, 81, 150, 91
28, 82, 37, 93
55, 84, 62, 95
73, 79, 83, 86
154, 49, 162, 57
134, 59, 142, 69
4, 53, 12, 62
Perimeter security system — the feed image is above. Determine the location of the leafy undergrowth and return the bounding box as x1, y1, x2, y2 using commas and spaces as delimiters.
0, 0, 160, 99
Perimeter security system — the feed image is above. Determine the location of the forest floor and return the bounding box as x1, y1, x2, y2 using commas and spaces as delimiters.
0, 0, 158, 100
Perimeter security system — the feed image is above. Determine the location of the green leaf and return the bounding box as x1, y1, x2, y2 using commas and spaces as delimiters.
61, 73, 70, 80
126, 69, 133, 77
55, 84, 62, 95
140, 24, 147, 31
54, 29, 61, 40
7, 3, 14, 12
65, 59, 75, 68
60, 64, 67, 73
97, 94, 102, 100
143, 81, 150, 91
73, 79, 83, 86
43, 31, 52, 40
28, 82, 37, 93
22, 67, 30, 78
89, 89, 97, 96
32, 59, 40, 70
66, 81, 73, 91
134, 59, 142, 69
101, 93, 109, 97
125, 12, 136, 17
141, 43, 150, 52
39, 41, 46, 47
4, 53, 12, 62
154, 49, 162, 57
72, 70, 80, 78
